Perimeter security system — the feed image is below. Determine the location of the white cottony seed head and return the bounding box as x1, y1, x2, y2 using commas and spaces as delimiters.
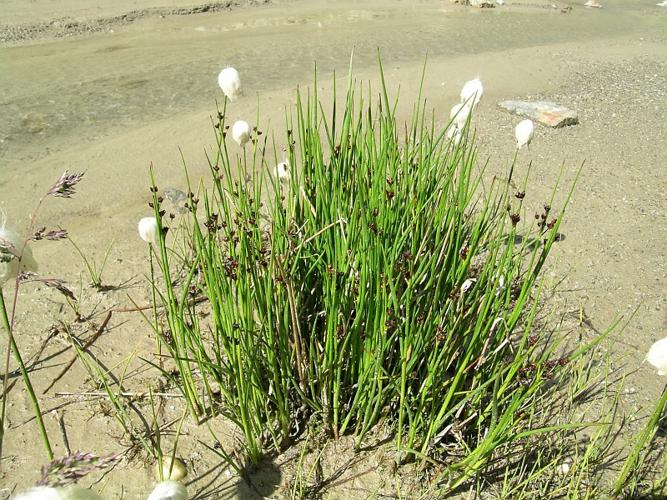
0, 226, 38, 287
446, 125, 463, 146
11, 486, 100, 500
217, 67, 242, 101
231, 120, 251, 147
147, 481, 188, 500
274, 160, 290, 182
646, 337, 667, 375
138, 217, 159, 244
11, 487, 63, 500
515, 119, 534, 149
460, 78, 483, 108
450, 102, 471, 130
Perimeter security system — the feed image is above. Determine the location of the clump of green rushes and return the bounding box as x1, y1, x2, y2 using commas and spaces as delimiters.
146, 60, 587, 487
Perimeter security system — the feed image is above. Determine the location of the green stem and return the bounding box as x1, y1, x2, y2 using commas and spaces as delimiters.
612, 382, 667, 496
148, 244, 161, 367
0, 289, 53, 459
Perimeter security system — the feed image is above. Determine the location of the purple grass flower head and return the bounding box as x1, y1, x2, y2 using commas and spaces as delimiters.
47, 171, 85, 198
37, 451, 120, 488
33, 227, 68, 241
18, 271, 76, 302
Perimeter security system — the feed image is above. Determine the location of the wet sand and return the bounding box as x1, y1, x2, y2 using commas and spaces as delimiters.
1, 0, 666, 497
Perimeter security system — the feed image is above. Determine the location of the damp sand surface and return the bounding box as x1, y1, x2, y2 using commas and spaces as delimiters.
0, 0, 666, 497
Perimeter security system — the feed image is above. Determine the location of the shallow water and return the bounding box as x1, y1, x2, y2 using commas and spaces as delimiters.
0, 0, 663, 172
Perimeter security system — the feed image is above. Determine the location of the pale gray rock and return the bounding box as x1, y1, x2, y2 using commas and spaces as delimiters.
498, 100, 579, 128
469, 0, 496, 6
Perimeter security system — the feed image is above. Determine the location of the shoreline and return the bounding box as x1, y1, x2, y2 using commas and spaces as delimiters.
0, 0, 271, 46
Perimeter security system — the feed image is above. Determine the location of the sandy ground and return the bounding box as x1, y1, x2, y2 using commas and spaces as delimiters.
0, 0, 666, 498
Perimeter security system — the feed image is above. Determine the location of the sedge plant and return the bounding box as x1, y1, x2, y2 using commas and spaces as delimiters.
145, 60, 598, 490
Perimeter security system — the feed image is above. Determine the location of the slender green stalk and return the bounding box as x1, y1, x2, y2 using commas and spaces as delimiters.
148, 244, 161, 366
68, 236, 113, 289
612, 382, 667, 496
0, 289, 53, 459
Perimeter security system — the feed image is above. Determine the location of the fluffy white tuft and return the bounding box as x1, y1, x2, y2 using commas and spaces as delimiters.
12, 487, 62, 500
450, 102, 472, 130
0, 226, 38, 287
147, 481, 188, 500
231, 120, 251, 147
274, 160, 290, 182
514, 119, 534, 149
138, 217, 159, 245
217, 67, 242, 101
460, 78, 483, 108
646, 337, 667, 376
11, 485, 101, 500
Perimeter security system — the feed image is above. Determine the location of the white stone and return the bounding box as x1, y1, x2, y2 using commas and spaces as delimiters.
156, 456, 187, 481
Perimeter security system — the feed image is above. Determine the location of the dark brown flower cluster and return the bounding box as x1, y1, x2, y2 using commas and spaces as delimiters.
395, 251, 413, 280
221, 255, 239, 280
535, 203, 557, 231
385, 307, 398, 333
518, 356, 568, 385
